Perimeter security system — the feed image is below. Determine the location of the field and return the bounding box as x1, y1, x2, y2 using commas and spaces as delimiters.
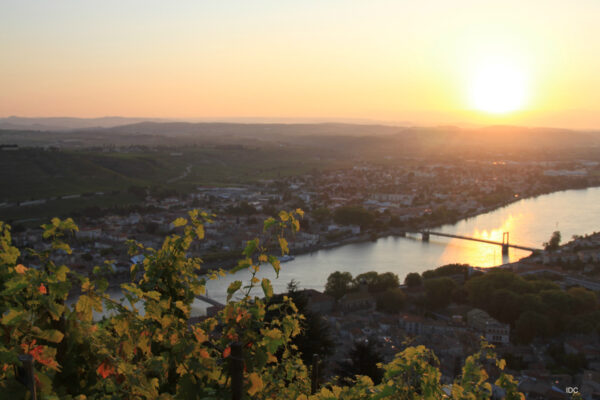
0, 145, 330, 222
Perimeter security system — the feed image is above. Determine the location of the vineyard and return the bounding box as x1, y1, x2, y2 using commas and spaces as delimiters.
0, 211, 526, 399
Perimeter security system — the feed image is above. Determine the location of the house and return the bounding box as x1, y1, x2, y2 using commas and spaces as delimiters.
399, 313, 460, 336
76, 227, 102, 240
399, 314, 425, 335
467, 308, 510, 344
339, 286, 376, 312
302, 289, 335, 314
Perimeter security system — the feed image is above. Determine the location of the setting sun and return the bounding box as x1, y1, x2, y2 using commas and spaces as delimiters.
468, 60, 529, 114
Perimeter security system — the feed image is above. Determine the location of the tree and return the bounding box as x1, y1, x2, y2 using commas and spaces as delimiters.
266, 287, 334, 367
287, 279, 300, 293
465, 270, 532, 310
569, 311, 600, 334
354, 271, 399, 293
424, 277, 456, 310
337, 340, 384, 384
312, 207, 331, 222
333, 206, 374, 228
353, 271, 378, 291
567, 287, 597, 314
404, 272, 422, 288
227, 201, 257, 216
422, 264, 469, 280
489, 289, 522, 325
324, 271, 353, 300
376, 289, 405, 314
544, 230, 561, 251
373, 272, 399, 293
0, 214, 526, 399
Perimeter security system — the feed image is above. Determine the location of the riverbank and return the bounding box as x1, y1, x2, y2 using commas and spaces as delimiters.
185, 183, 600, 274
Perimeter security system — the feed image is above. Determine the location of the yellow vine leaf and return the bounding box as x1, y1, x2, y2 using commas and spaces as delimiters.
15, 264, 28, 274
278, 211, 289, 222
114, 319, 129, 336
172, 218, 187, 227
193, 327, 208, 343
161, 315, 174, 329
175, 301, 188, 314
264, 329, 282, 340
169, 333, 178, 345
497, 359, 506, 370
199, 348, 210, 359
278, 237, 289, 254
138, 336, 151, 356
81, 279, 92, 292
247, 372, 264, 396
176, 364, 187, 376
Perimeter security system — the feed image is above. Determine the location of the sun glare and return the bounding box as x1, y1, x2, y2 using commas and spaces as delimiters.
469, 60, 529, 114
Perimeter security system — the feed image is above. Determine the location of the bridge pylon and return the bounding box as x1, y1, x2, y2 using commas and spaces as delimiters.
502, 232, 509, 255
422, 231, 430, 242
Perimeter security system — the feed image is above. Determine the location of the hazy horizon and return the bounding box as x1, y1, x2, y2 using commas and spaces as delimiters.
2, 115, 600, 133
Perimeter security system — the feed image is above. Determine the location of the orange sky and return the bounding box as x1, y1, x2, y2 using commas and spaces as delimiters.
1, 1, 599, 129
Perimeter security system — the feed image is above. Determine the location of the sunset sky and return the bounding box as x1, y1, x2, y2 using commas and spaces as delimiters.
1, 1, 599, 129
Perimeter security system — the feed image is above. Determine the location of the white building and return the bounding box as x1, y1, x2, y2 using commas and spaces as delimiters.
76, 228, 102, 240
467, 308, 510, 344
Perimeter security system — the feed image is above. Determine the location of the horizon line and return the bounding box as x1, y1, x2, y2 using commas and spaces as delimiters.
2, 115, 599, 132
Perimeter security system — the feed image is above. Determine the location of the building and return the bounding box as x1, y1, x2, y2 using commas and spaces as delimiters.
302, 289, 335, 314
76, 227, 102, 240
399, 314, 425, 335
399, 313, 461, 336
467, 308, 510, 344
339, 285, 376, 312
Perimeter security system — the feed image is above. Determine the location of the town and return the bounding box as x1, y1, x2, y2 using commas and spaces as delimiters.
7, 153, 600, 398
9, 155, 598, 282
261, 231, 600, 399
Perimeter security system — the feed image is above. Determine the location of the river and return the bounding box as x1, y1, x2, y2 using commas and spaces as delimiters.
195, 186, 600, 311
99, 187, 600, 317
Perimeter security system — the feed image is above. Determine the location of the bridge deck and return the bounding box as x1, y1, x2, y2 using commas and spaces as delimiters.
422, 231, 540, 252
196, 294, 224, 307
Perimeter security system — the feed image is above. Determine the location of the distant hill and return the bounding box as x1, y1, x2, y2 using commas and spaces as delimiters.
100, 121, 404, 138
1, 121, 598, 158
0, 116, 166, 131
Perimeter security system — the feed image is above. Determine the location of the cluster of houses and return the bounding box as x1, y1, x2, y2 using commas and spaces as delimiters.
511, 232, 600, 291
296, 284, 600, 399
